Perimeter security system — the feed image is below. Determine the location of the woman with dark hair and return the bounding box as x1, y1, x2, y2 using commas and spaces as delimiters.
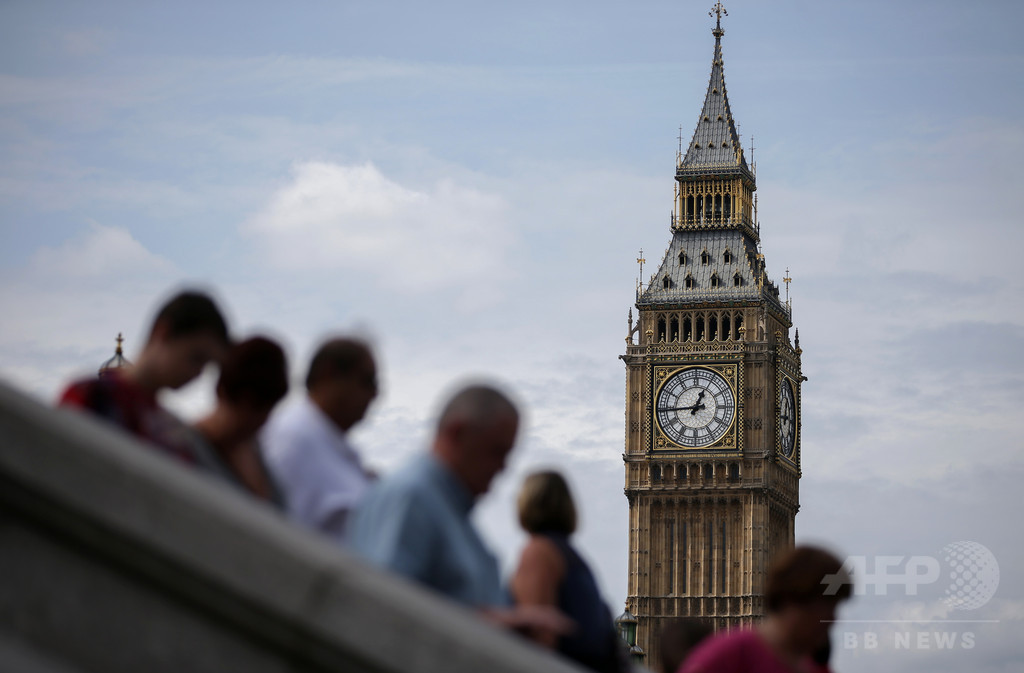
192, 336, 288, 504
511, 470, 624, 673
679, 545, 852, 673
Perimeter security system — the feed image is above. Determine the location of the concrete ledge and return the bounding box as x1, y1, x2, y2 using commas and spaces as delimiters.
0, 379, 584, 673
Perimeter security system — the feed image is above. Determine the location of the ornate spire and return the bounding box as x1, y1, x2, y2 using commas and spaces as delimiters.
676, 4, 753, 183
98, 332, 132, 378
710, 2, 727, 38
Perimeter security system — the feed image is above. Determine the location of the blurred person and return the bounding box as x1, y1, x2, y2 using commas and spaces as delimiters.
658, 618, 713, 673
511, 470, 625, 673
807, 636, 833, 673
60, 289, 229, 466
261, 338, 377, 536
191, 336, 288, 504
348, 383, 570, 641
680, 545, 852, 673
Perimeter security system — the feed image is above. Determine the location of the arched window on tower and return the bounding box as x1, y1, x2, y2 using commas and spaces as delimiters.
670, 317, 679, 342
728, 463, 740, 481
683, 316, 693, 341
723, 196, 731, 221
663, 276, 673, 289
679, 251, 687, 265
722, 314, 731, 341
733, 273, 744, 287
709, 314, 718, 341
696, 316, 706, 341
701, 251, 710, 265
710, 273, 721, 288
685, 274, 695, 289
734, 313, 744, 340
723, 249, 733, 264
657, 317, 667, 342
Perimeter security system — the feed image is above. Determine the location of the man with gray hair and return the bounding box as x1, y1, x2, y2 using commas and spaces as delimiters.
347, 383, 517, 607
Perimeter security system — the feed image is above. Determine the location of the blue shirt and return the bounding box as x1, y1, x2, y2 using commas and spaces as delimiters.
347, 453, 506, 608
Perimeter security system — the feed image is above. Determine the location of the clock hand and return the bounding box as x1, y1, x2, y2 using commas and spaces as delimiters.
657, 390, 709, 413
690, 390, 706, 415
659, 405, 703, 412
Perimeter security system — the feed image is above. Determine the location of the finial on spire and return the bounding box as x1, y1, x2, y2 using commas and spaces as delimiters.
635, 249, 647, 297
754, 194, 760, 235
99, 332, 132, 378
710, 2, 727, 37
749, 135, 756, 177
783, 267, 792, 310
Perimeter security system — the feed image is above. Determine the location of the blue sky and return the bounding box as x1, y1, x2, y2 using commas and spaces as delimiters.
2, 2, 1023, 671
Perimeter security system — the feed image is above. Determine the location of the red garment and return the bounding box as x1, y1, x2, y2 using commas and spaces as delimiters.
680, 629, 815, 673
59, 371, 198, 465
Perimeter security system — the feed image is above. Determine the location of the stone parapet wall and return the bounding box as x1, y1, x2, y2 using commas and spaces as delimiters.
0, 380, 582, 673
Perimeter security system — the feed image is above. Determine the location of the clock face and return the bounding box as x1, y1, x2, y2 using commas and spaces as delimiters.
778, 378, 796, 458
656, 367, 736, 448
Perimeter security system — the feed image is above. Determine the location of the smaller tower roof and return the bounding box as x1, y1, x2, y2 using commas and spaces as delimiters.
615, 607, 638, 626
98, 333, 132, 378
638, 229, 788, 317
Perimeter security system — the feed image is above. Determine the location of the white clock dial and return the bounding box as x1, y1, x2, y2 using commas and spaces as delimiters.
656, 367, 735, 447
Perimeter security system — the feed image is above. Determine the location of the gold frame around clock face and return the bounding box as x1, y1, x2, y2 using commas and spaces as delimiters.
778, 377, 797, 459
654, 365, 737, 449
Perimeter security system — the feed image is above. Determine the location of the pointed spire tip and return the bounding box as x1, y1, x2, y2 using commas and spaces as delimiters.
710, 2, 727, 38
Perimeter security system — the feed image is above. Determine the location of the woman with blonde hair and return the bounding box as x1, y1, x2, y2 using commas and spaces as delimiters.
511, 470, 624, 673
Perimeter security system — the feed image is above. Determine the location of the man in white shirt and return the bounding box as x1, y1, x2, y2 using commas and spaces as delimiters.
261, 338, 377, 539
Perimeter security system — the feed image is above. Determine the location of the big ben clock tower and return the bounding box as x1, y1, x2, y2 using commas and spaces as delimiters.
621, 5, 802, 668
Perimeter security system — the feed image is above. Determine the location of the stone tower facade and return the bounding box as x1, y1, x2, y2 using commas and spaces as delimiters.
620, 8, 802, 669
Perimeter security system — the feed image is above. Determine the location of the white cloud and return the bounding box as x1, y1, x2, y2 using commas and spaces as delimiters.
0, 224, 182, 398
244, 161, 514, 294
26, 222, 175, 281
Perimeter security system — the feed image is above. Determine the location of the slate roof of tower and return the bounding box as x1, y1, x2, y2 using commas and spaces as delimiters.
677, 23, 752, 181
637, 229, 787, 316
